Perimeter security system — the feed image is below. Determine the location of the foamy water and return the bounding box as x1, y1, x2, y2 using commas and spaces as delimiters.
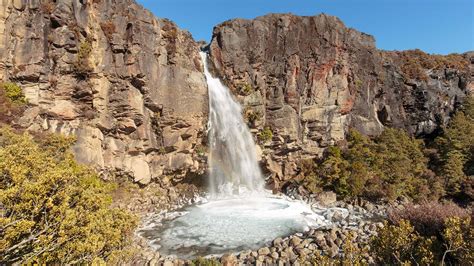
136, 52, 347, 259
138, 193, 343, 258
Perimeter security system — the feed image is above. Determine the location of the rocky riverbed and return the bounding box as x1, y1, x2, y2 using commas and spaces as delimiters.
130, 188, 390, 265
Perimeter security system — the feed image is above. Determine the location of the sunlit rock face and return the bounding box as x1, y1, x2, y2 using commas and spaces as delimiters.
1, 0, 471, 194
0, 0, 208, 184
208, 13, 472, 188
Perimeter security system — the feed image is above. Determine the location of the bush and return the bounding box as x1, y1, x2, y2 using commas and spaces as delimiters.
299, 128, 439, 201
0, 83, 26, 124
238, 83, 253, 96
244, 108, 261, 127
398, 49, 469, 81
258, 126, 273, 143
297, 159, 324, 194
371, 216, 473, 265
194, 144, 207, 156
73, 41, 93, 79
2, 82, 26, 104
441, 216, 473, 264
371, 128, 432, 200
388, 201, 470, 236
371, 220, 435, 265
0, 127, 137, 264
190, 257, 221, 266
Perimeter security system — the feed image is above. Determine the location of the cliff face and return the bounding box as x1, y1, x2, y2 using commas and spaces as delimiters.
209, 14, 472, 182
0, 0, 208, 184
1, 4, 472, 187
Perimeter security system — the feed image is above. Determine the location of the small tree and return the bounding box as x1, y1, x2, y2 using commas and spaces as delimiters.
73, 41, 93, 79
441, 217, 473, 265
0, 127, 137, 264
371, 220, 434, 265
2, 82, 26, 104
436, 96, 474, 199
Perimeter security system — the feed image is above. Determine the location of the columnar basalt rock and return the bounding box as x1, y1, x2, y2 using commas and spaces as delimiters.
208, 13, 472, 186
0, 0, 208, 184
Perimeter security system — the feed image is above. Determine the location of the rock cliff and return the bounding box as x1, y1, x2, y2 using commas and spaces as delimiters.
208, 14, 472, 184
1, 4, 472, 186
0, 0, 208, 184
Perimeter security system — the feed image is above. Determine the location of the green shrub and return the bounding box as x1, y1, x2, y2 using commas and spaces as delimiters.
73, 41, 93, 79
194, 144, 207, 156
441, 216, 473, 264
299, 128, 441, 201
1, 82, 26, 104
0, 91, 20, 125
371, 216, 473, 265
308, 215, 472, 265
238, 83, 253, 96
158, 147, 167, 155
258, 126, 273, 143
244, 108, 261, 126
354, 79, 363, 90
0, 83, 26, 124
297, 159, 324, 194
371, 220, 435, 265
0, 127, 137, 264
435, 96, 474, 200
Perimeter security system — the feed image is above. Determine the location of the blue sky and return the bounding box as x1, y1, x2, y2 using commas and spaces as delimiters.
137, 0, 473, 55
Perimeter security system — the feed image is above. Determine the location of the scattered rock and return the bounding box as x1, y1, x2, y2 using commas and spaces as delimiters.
221, 253, 237, 266
258, 247, 271, 256
271, 251, 279, 259
316, 191, 337, 206
290, 236, 302, 246
163, 261, 173, 266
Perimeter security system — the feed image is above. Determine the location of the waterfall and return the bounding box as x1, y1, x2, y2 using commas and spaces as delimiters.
137, 54, 353, 261
200, 52, 265, 198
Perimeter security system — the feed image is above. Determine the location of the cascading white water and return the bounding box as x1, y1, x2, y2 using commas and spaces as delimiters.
201, 52, 265, 198
137, 51, 347, 259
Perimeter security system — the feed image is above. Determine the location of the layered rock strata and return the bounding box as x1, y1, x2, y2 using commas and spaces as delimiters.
0, 0, 208, 184
208, 14, 472, 185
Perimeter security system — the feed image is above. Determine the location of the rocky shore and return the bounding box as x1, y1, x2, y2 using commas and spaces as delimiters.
130, 189, 392, 265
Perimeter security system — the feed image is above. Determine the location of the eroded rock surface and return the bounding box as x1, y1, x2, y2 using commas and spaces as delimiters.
208, 14, 472, 187
1, 5, 472, 187
0, 0, 208, 184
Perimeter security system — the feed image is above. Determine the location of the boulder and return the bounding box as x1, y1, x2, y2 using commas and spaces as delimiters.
290, 236, 302, 247
258, 247, 271, 256
221, 253, 237, 266
316, 191, 337, 206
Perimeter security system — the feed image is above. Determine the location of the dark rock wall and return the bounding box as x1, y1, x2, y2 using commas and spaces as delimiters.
208, 14, 472, 183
